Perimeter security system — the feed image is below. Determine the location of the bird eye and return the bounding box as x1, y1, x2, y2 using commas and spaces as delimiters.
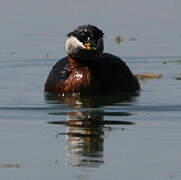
77, 31, 86, 42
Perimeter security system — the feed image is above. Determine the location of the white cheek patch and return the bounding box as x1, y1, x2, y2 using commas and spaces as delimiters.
65, 36, 85, 55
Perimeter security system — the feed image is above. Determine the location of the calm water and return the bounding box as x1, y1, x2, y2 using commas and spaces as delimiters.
1, 0, 181, 180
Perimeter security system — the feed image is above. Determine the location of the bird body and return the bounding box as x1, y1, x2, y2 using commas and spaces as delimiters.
45, 53, 140, 93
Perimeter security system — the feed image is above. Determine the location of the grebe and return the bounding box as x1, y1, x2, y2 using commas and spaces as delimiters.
44, 25, 140, 94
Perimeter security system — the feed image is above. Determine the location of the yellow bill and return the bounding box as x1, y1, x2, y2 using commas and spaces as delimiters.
84, 43, 97, 51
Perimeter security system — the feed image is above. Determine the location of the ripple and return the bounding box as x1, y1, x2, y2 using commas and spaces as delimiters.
48, 120, 135, 126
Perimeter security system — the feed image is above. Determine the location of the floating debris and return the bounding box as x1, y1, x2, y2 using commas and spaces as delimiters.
115, 36, 124, 44
0, 164, 20, 168
163, 59, 181, 64
115, 35, 136, 44
107, 126, 112, 132
174, 74, 181, 80
128, 37, 136, 41
175, 77, 181, 80
136, 73, 162, 80
11, 51, 15, 55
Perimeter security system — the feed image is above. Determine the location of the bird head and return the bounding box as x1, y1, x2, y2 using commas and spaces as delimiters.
65, 25, 104, 60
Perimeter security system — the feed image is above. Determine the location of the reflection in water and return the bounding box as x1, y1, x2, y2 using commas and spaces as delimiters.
45, 92, 139, 167
44, 92, 139, 108
64, 110, 104, 167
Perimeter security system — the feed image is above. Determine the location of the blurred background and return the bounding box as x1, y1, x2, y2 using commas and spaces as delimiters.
1, 0, 181, 60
